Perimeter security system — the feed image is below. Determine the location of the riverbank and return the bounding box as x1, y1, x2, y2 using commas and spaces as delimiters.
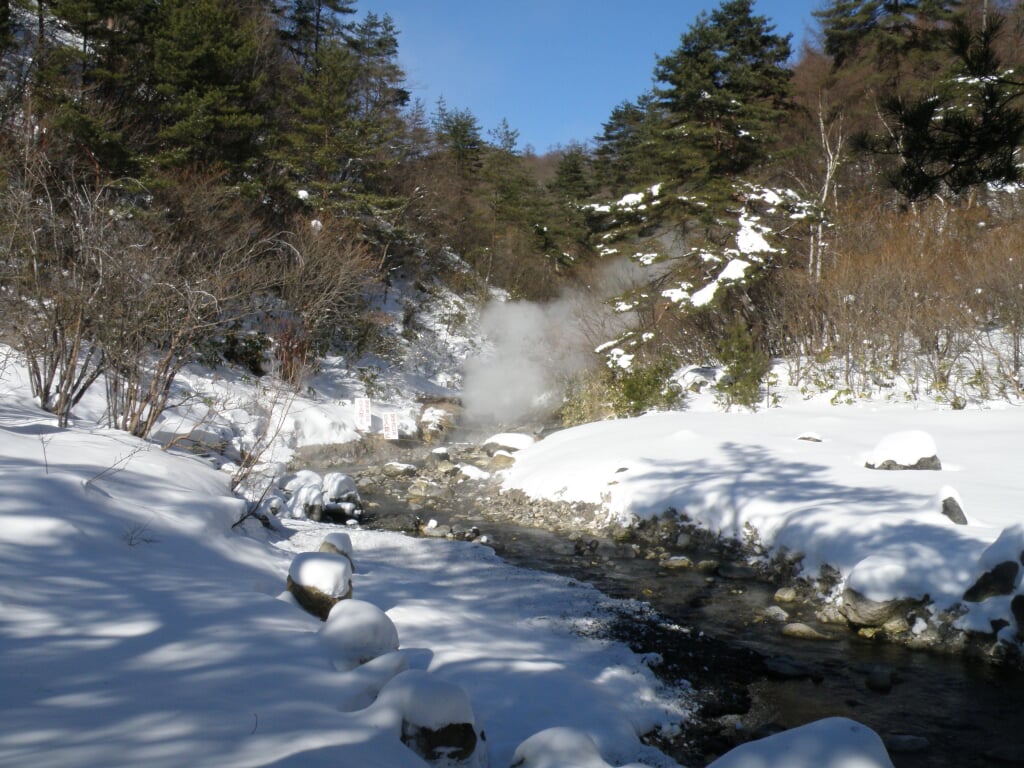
295, 438, 1024, 767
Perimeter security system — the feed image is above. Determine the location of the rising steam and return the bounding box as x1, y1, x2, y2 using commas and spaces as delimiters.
460, 258, 648, 427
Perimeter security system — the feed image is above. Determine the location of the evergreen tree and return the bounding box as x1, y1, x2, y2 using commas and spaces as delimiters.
44, 0, 160, 175
592, 93, 665, 193
281, 0, 355, 75
549, 143, 593, 203
432, 99, 483, 177
866, 14, 1024, 200
815, 0, 961, 84
150, 0, 272, 175
653, 0, 792, 185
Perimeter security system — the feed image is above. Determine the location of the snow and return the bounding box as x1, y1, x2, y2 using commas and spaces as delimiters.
501, 400, 1024, 626
4, 323, 1024, 766
705, 717, 894, 768
0, 362, 688, 767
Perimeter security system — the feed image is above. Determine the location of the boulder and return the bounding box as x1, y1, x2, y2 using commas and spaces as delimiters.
286, 552, 353, 620
963, 561, 1020, 602
377, 670, 479, 763
419, 402, 461, 444
319, 531, 355, 571
288, 483, 325, 521
839, 588, 917, 628
941, 495, 968, 526
320, 599, 399, 670
482, 432, 536, 454
781, 622, 832, 641
865, 430, 941, 470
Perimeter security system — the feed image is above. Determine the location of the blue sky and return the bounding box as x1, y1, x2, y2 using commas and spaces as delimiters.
354, 1, 822, 154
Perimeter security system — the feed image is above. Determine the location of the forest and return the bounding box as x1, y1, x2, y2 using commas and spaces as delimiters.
2, 0, 1024, 433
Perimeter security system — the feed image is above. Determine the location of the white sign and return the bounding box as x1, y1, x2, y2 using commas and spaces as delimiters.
354, 397, 372, 431
382, 412, 400, 440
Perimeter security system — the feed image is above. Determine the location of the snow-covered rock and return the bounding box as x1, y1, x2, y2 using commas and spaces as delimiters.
320, 599, 399, 671
865, 430, 941, 470
511, 727, 645, 768
322, 471, 359, 503
287, 483, 324, 520
286, 551, 353, 619
706, 717, 894, 768
375, 669, 480, 764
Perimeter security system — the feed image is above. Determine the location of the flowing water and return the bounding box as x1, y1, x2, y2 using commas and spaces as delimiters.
303, 438, 1024, 767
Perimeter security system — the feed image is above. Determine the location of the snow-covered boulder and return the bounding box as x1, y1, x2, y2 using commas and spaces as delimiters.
287, 483, 325, 521
280, 469, 323, 493
376, 669, 480, 764
286, 552, 353, 620
962, 524, 1023, 604
706, 717, 894, 768
865, 430, 941, 470
319, 531, 355, 569
482, 432, 536, 455
511, 727, 640, 768
320, 599, 399, 671
323, 472, 360, 503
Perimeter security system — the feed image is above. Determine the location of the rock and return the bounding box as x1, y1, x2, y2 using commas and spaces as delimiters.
319, 531, 355, 571
781, 622, 832, 640
868, 455, 942, 471
761, 605, 790, 623
382, 462, 417, 478
941, 495, 968, 525
322, 472, 360, 504
320, 599, 399, 670
839, 588, 917, 628
675, 531, 692, 548
420, 519, 452, 538
773, 586, 798, 603
482, 432, 535, 454
963, 561, 1020, 602
286, 552, 353, 620
419, 402, 461, 444
404, 721, 478, 763
487, 452, 516, 471
377, 670, 478, 763
865, 430, 941, 470
406, 478, 450, 500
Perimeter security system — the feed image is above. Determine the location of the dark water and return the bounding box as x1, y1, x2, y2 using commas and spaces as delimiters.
471, 521, 1024, 768
313, 443, 1024, 767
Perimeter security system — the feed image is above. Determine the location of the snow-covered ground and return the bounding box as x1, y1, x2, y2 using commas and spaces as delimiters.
11, 332, 1023, 766
500, 388, 1024, 646
0, 367, 689, 767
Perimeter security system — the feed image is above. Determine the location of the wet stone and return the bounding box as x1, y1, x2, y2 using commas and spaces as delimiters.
781, 622, 832, 641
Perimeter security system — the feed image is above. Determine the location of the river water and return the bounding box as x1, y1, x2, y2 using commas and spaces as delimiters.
304, 439, 1024, 767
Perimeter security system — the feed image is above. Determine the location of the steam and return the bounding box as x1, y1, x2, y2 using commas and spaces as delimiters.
461, 258, 648, 427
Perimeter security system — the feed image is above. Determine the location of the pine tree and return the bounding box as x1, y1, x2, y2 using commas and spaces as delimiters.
653, 0, 792, 185
867, 14, 1024, 200
550, 144, 593, 203
150, 0, 271, 175
592, 93, 665, 193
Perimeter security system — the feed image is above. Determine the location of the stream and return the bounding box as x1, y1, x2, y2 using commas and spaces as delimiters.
299, 435, 1024, 767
